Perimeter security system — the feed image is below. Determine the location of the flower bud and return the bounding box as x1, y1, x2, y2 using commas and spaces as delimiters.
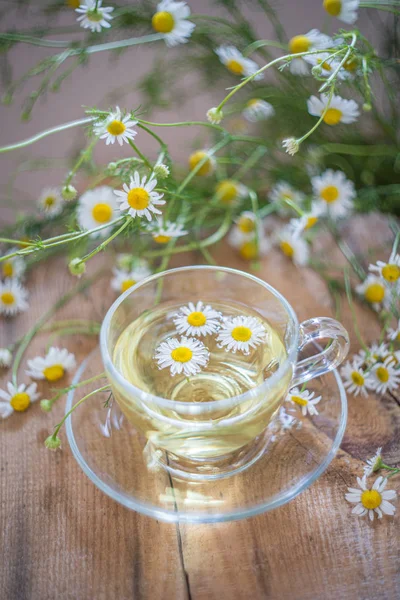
207, 107, 224, 125
0, 348, 12, 368
69, 258, 86, 277
153, 163, 170, 179
62, 184, 78, 202
45, 434, 61, 450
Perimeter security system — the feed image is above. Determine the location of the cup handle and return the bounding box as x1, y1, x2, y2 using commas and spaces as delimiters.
291, 317, 350, 388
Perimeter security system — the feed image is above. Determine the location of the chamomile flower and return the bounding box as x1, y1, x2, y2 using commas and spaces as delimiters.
155, 336, 209, 377
277, 227, 310, 266
369, 357, 400, 394
77, 186, 118, 237
369, 253, 400, 284
340, 360, 373, 397
148, 219, 188, 244
323, 0, 359, 24
215, 179, 248, 206
237, 236, 271, 261
188, 150, 216, 176
0, 382, 40, 419
304, 52, 348, 79
268, 406, 299, 441
311, 169, 355, 218
242, 99, 275, 122
75, 0, 114, 33
285, 387, 322, 416
357, 342, 389, 367
269, 182, 305, 216
216, 315, 267, 355
111, 263, 151, 294
288, 29, 334, 75
356, 275, 387, 310
93, 107, 137, 146
290, 203, 324, 235
1, 251, 25, 280
26, 347, 76, 382
152, 0, 195, 47
38, 187, 64, 217
206, 107, 224, 125
307, 93, 360, 125
387, 320, 400, 343
0, 278, 29, 316
345, 475, 396, 521
282, 138, 299, 156
114, 172, 165, 221
215, 46, 263, 80
364, 447, 383, 477
173, 301, 221, 337
0, 348, 12, 368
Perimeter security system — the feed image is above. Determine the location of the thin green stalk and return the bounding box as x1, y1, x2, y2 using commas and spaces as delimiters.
45, 372, 106, 410
128, 139, 152, 169
344, 268, 369, 353
243, 39, 287, 56
0, 33, 71, 48
138, 118, 224, 134
177, 137, 231, 195
234, 147, 268, 181
137, 124, 167, 150
64, 138, 98, 186
319, 33, 357, 93
80, 218, 132, 264
327, 221, 366, 280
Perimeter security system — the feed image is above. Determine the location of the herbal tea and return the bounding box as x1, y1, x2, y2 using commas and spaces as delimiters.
111, 301, 291, 460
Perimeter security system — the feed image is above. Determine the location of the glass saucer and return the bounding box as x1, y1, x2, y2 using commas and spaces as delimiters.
65, 346, 347, 523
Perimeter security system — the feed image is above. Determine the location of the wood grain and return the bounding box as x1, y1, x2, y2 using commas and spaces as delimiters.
1, 214, 399, 600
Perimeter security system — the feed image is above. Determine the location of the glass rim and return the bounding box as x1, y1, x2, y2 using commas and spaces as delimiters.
100, 265, 300, 410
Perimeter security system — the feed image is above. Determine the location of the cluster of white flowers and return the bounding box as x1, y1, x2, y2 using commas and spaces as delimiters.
110, 257, 152, 295
355, 250, 400, 312
155, 301, 268, 376
0, 245, 28, 318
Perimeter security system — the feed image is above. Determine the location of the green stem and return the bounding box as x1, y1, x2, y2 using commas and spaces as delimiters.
319, 33, 357, 93
138, 118, 224, 134
0, 33, 72, 48
51, 384, 111, 439
64, 138, 98, 186
137, 124, 167, 150
128, 139, 152, 169
177, 137, 231, 195
81, 218, 132, 263
234, 146, 268, 180
327, 220, 366, 280
243, 39, 287, 56
343, 269, 369, 353
46, 372, 106, 409
297, 86, 335, 146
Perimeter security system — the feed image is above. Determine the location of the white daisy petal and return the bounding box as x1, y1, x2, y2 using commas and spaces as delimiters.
114, 172, 165, 222
0, 348, 12, 368
269, 182, 305, 216
216, 315, 267, 355
288, 29, 335, 76
1, 250, 26, 281
285, 387, 322, 417
146, 219, 188, 244
93, 107, 137, 146
340, 360, 373, 398
215, 45, 263, 80
75, 0, 114, 33
173, 301, 221, 337
276, 227, 309, 267
37, 187, 64, 217
346, 475, 396, 520
26, 347, 76, 382
243, 99, 274, 122
307, 93, 360, 126
311, 169, 355, 219
77, 186, 119, 238
110, 262, 152, 294
154, 336, 209, 377
152, 1, 195, 46
0, 278, 29, 316
323, 0, 359, 24
0, 381, 40, 418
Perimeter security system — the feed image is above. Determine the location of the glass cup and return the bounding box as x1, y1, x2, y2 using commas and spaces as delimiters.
100, 265, 349, 480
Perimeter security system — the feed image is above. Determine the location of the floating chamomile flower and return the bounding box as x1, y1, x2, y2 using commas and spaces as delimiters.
75, 0, 114, 33
369, 252, 400, 284
340, 360, 373, 397
37, 187, 64, 217
311, 169, 355, 219
173, 301, 221, 337
0, 348, 12, 368
242, 99, 275, 122
216, 315, 267, 355
26, 347, 76, 382
369, 357, 400, 394
288, 29, 334, 75
277, 227, 309, 266
364, 447, 383, 477
188, 150, 216, 176
1, 251, 25, 280
0, 278, 29, 316
285, 387, 322, 416
215, 46, 263, 79
356, 275, 387, 310
290, 203, 323, 235
307, 93, 360, 125
323, 0, 359, 24
111, 263, 151, 294
155, 336, 209, 377
0, 382, 40, 419
269, 181, 305, 216
387, 319, 400, 343
215, 179, 247, 206
268, 406, 299, 441
77, 186, 118, 237
152, 0, 195, 47
93, 107, 137, 146
114, 172, 165, 221
345, 475, 396, 521
148, 220, 188, 244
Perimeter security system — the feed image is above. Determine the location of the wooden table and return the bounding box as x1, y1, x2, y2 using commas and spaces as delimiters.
1, 215, 399, 600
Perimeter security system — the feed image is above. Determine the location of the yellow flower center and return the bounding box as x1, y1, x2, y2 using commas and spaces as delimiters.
239, 241, 258, 260
171, 346, 193, 363
187, 311, 207, 327
1, 292, 15, 305
290, 395, 308, 407
305, 216, 319, 229
67, 0, 80, 8
351, 371, 364, 386
376, 366, 389, 383
10, 392, 31, 412
231, 326, 252, 342
396, 332, 400, 343
247, 99, 260, 108
280, 241, 294, 258
321, 185, 339, 203
364, 283, 385, 304
106, 120, 126, 136
238, 216, 256, 233
319, 60, 332, 72
289, 35, 311, 54
121, 279, 136, 292
44, 196, 56, 207
361, 489, 382, 510
153, 234, 171, 244
344, 57, 358, 72
226, 59, 245, 75
127, 187, 150, 210
43, 364, 65, 382
216, 180, 239, 204
152, 11, 175, 33
323, 0, 342, 17
189, 151, 213, 176
323, 108, 343, 126
382, 264, 400, 282
2, 262, 13, 278
92, 203, 112, 223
